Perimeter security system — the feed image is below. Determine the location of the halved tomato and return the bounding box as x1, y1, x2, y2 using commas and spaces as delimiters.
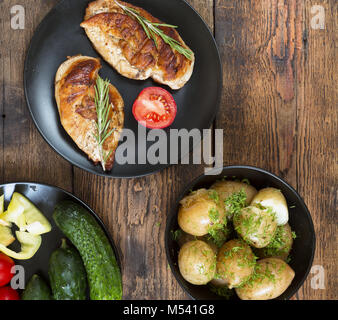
0, 253, 15, 287
132, 87, 177, 129
0, 286, 20, 300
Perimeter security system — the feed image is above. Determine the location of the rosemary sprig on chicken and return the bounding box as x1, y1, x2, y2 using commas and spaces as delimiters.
94, 76, 116, 171
114, 0, 194, 60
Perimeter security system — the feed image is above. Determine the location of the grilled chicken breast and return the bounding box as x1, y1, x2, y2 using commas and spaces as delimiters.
55, 55, 124, 171
80, 0, 195, 90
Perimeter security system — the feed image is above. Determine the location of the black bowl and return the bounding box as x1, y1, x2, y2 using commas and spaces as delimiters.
165, 165, 316, 300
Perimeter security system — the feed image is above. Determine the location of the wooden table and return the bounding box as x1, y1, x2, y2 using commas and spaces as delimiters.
0, 0, 336, 300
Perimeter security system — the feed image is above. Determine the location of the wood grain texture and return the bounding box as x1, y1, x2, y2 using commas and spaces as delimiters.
295, 0, 337, 300
0, 0, 72, 189
0, 0, 336, 300
266, 0, 304, 102
215, 0, 337, 299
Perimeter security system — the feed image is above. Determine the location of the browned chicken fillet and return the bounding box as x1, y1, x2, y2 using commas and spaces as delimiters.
55, 55, 124, 171
80, 0, 195, 90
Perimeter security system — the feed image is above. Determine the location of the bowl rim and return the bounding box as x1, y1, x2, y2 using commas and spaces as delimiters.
165, 165, 316, 300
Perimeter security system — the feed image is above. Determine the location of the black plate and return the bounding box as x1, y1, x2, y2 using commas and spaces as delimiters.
24, 0, 222, 178
0, 182, 121, 296
165, 166, 316, 300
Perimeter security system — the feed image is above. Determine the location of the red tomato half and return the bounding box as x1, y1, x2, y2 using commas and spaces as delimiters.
0, 286, 20, 300
0, 253, 15, 287
132, 87, 177, 129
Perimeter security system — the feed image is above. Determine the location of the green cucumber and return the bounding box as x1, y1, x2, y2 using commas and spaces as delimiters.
49, 238, 87, 300
53, 201, 122, 300
22, 274, 52, 300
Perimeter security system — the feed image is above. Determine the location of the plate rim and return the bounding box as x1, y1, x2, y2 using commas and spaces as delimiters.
23, 0, 223, 179
0, 181, 122, 276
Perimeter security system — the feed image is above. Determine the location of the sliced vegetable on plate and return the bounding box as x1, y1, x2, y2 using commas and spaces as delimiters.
2, 199, 26, 231
0, 225, 15, 247
0, 253, 15, 287
133, 87, 177, 129
0, 286, 20, 300
0, 217, 10, 227
0, 195, 4, 214
0, 192, 51, 260
7, 192, 52, 235
1, 184, 122, 300
0, 231, 42, 260
0, 265, 19, 300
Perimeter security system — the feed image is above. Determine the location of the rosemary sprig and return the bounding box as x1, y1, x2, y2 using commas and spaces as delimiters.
94, 76, 116, 171
114, 0, 194, 60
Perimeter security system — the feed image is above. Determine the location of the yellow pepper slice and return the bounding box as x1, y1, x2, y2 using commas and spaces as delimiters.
0, 195, 14, 246
0, 194, 11, 227
0, 225, 15, 247
0, 195, 9, 227
5, 193, 51, 235
0, 195, 3, 214
0, 231, 41, 260
2, 202, 26, 230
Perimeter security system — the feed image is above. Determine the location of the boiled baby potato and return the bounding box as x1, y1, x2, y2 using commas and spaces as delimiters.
233, 205, 277, 248
178, 240, 216, 285
235, 258, 295, 300
251, 188, 289, 225
198, 237, 219, 256
255, 223, 294, 261
178, 189, 226, 237
211, 180, 258, 209
216, 239, 256, 289
176, 230, 219, 255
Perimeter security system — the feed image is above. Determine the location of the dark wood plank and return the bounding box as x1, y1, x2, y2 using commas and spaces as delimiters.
73, 0, 214, 300
215, 0, 336, 300
0, 0, 72, 189
215, 0, 298, 298
296, 0, 337, 300
215, 0, 301, 176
